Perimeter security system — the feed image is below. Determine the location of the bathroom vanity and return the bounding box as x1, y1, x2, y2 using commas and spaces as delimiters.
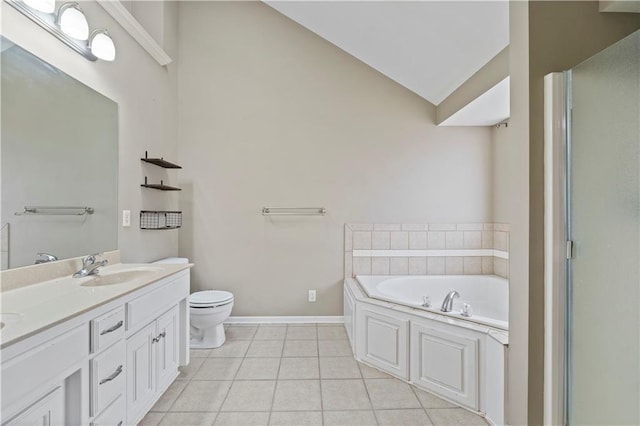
0, 257, 191, 425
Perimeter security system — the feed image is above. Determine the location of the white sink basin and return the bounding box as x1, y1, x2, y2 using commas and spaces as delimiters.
81, 268, 160, 287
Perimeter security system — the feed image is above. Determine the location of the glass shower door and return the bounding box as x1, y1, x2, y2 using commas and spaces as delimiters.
567, 30, 639, 425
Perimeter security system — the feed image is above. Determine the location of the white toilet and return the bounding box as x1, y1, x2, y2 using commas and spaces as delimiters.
152, 257, 234, 349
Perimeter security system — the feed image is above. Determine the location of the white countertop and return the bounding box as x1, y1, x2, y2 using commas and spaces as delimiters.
0, 262, 192, 349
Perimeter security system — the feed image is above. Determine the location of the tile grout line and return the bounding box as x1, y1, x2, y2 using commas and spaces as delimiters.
317, 324, 325, 426
266, 323, 288, 425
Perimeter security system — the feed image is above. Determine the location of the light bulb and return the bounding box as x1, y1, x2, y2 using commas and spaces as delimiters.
89, 30, 115, 61
23, 0, 55, 14
57, 3, 89, 41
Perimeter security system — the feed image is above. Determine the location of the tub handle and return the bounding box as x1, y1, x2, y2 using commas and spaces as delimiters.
461, 303, 473, 318
421, 296, 431, 308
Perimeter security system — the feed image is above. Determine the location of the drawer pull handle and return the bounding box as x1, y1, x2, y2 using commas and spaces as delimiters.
117, 422, 123, 426
152, 332, 166, 343
100, 320, 124, 335
99, 365, 123, 385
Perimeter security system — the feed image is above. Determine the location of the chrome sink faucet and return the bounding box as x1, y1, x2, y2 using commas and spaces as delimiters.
73, 253, 108, 278
441, 290, 460, 312
35, 252, 58, 264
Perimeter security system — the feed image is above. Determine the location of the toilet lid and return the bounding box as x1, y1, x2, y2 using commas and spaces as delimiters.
190, 290, 234, 306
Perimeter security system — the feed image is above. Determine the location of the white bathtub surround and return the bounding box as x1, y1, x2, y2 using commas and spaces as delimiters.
345, 223, 510, 279
344, 277, 507, 425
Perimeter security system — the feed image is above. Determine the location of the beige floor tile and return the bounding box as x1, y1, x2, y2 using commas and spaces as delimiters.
235, 358, 281, 380
190, 348, 213, 358
285, 326, 317, 340
268, 411, 323, 426
150, 380, 188, 412
426, 408, 488, 425
246, 340, 284, 357
376, 409, 432, 425
254, 325, 287, 340
225, 325, 258, 340
160, 412, 217, 425
278, 358, 320, 380
413, 387, 457, 409
214, 412, 270, 426
365, 378, 421, 409
272, 380, 322, 411
323, 410, 377, 426
178, 358, 205, 380
139, 412, 164, 425
193, 358, 242, 380
321, 380, 372, 410
282, 340, 318, 357
358, 362, 392, 379
317, 326, 348, 340
209, 340, 251, 358
318, 340, 352, 357
170, 380, 232, 412
319, 357, 362, 379
221, 380, 276, 412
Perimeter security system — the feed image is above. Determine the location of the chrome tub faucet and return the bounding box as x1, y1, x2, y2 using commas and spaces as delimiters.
35, 252, 58, 264
441, 290, 460, 312
73, 253, 108, 278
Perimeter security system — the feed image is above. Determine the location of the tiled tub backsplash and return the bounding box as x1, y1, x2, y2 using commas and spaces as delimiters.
345, 223, 510, 279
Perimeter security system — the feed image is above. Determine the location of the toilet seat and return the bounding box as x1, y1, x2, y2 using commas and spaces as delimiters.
190, 290, 234, 308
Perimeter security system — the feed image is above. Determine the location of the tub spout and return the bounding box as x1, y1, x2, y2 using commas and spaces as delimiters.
441, 291, 459, 312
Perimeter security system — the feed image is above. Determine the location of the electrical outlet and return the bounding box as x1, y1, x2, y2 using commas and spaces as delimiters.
308, 290, 317, 302
122, 210, 131, 227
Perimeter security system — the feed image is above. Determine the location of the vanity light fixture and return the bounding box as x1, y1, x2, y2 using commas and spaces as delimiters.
56, 2, 89, 41
22, 0, 54, 14
5, 0, 116, 62
88, 29, 116, 61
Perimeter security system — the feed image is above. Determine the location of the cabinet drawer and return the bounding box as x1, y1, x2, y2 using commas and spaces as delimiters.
91, 341, 125, 417
91, 395, 125, 426
91, 308, 125, 354
126, 274, 188, 332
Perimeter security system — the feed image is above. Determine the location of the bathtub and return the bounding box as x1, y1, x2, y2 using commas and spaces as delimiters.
356, 275, 509, 331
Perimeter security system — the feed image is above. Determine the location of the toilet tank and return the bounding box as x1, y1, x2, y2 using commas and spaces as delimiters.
152, 257, 189, 264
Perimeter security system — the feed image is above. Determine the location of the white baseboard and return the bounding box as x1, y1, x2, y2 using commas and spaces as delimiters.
226, 316, 344, 324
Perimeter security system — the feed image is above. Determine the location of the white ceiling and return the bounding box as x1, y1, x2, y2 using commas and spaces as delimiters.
265, 1, 509, 106
439, 76, 510, 126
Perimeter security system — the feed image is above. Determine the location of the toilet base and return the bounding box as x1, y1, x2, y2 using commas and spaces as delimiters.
190, 323, 226, 349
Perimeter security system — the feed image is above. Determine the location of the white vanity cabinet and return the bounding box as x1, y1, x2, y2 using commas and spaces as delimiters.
0, 267, 190, 426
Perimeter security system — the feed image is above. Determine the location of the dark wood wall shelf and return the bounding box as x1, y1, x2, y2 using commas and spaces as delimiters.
141, 151, 182, 169
141, 177, 181, 191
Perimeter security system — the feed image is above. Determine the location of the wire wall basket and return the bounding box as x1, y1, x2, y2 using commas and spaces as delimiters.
140, 211, 182, 230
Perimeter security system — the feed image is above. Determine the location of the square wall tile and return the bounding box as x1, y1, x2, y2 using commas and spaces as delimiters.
495, 223, 510, 231
427, 232, 446, 249
429, 224, 456, 231
348, 224, 373, 231
371, 257, 390, 275
374, 224, 402, 231
445, 257, 463, 275
481, 231, 494, 249
353, 257, 371, 275
427, 257, 445, 275
482, 257, 494, 274
402, 224, 428, 231
344, 226, 353, 251
494, 231, 509, 251
389, 232, 409, 249
463, 257, 482, 275
408, 257, 427, 275
463, 231, 482, 249
353, 232, 372, 249
372, 232, 390, 249
483, 223, 495, 231
494, 258, 509, 278
390, 257, 409, 275
445, 232, 464, 249
344, 253, 353, 278
408, 232, 427, 249
456, 223, 483, 231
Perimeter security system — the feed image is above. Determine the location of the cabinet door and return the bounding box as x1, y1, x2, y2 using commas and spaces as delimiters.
3, 387, 63, 426
356, 306, 409, 379
126, 322, 156, 423
156, 307, 179, 392
410, 321, 479, 410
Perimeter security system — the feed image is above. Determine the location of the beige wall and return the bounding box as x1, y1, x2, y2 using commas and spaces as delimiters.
1, 1, 180, 263
527, 3, 640, 424
177, 1, 493, 316
492, 2, 530, 424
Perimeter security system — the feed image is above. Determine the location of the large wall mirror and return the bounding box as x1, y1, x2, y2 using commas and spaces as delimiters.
1, 37, 118, 270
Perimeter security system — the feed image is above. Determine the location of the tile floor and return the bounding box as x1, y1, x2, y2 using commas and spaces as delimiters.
139, 324, 489, 426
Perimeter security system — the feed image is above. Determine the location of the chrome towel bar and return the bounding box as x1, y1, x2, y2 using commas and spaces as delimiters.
262, 207, 327, 216
15, 206, 94, 216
